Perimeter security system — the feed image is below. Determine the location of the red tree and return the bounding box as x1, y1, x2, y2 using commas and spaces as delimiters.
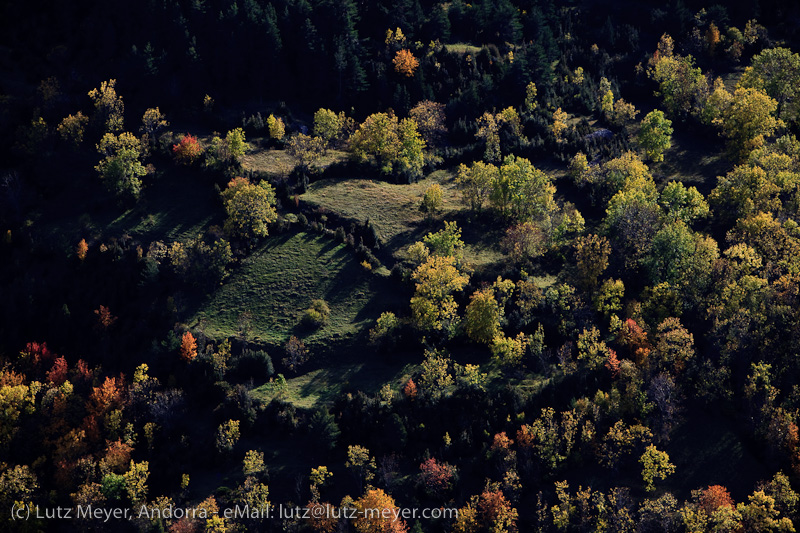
172, 134, 203, 165
47, 357, 69, 385
419, 458, 456, 498
699, 485, 734, 515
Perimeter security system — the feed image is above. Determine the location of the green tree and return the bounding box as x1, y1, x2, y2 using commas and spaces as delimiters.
739, 47, 800, 121
722, 87, 781, 159
397, 117, 426, 180
494, 155, 556, 222
456, 161, 498, 212
422, 220, 464, 259
94, 131, 147, 200
220, 177, 278, 240
351, 112, 401, 174
313, 108, 342, 144
638, 110, 673, 162
345, 445, 375, 494
419, 349, 454, 400
659, 181, 710, 223
226, 128, 249, 160
308, 408, 341, 451
421, 183, 443, 218
639, 445, 675, 492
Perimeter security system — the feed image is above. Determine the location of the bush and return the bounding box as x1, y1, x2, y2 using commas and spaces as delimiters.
301, 299, 330, 327
231, 349, 274, 382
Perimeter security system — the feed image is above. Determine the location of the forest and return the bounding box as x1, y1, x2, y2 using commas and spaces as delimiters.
3, 0, 800, 531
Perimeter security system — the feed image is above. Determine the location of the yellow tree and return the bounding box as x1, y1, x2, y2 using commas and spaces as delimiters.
353, 488, 407, 533
393, 49, 419, 77
88, 79, 125, 133
220, 177, 278, 240
410, 255, 469, 333
721, 87, 782, 159
551, 107, 568, 142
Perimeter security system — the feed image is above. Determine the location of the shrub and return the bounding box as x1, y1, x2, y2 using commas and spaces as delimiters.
302, 299, 331, 327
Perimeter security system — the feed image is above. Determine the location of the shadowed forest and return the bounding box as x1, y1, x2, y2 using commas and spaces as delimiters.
3, 0, 800, 531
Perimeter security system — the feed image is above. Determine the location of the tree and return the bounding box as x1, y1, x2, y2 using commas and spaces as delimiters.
94, 131, 147, 200
421, 183, 443, 218
172, 134, 203, 165
639, 445, 675, 492
422, 220, 464, 259
266, 114, 285, 140
353, 488, 407, 533
465, 288, 501, 344
397, 118, 426, 180
700, 485, 735, 515
393, 49, 419, 77
491, 332, 529, 367
494, 155, 556, 222
456, 161, 498, 212
659, 181, 709, 223
180, 332, 197, 362
345, 445, 375, 494
577, 327, 612, 371
308, 408, 340, 452
419, 349, 454, 401
476, 112, 501, 162
57, 112, 88, 149
140, 107, 168, 147
286, 133, 327, 181
645, 221, 718, 293
88, 79, 124, 133
410, 255, 468, 333
226, 128, 249, 160
721, 87, 781, 159
220, 177, 277, 240
123, 460, 150, 503
419, 458, 456, 498
551, 107, 569, 142
648, 44, 707, 118
351, 113, 402, 175
313, 109, 342, 145
525, 82, 538, 112
76, 238, 88, 261
410, 101, 447, 147
502, 222, 547, 265
216, 420, 241, 455
638, 110, 673, 162
739, 47, 800, 120
574, 234, 611, 290
283, 336, 309, 372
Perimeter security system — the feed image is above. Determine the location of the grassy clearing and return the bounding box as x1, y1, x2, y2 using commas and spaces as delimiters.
188, 231, 404, 348
445, 43, 483, 55
301, 170, 504, 267
652, 130, 732, 194
252, 359, 416, 409
240, 146, 349, 178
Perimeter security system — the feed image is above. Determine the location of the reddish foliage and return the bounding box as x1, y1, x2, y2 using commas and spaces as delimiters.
393, 49, 419, 77
103, 439, 133, 473
618, 318, 650, 363
74, 359, 93, 384
89, 376, 124, 417
491, 432, 514, 451
516, 425, 535, 449
419, 458, 456, 497
94, 305, 117, 330
605, 349, 621, 378
24, 341, 54, 367
172, 134, 203, 165
403, 378, 418, 400
180, 331, 198, 362
477, 490, 517, 531
47, 356, 69, 385
76, 238, 88, 261
699, 485, 734, 514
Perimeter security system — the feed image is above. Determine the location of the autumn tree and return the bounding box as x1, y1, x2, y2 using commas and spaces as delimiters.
739, 47, 800, 121
525, 82, 538, 112
286, 133, 327, 181
220, 177, 277, 240
551, 107, 569, 142
501, 222, 547, 265
456, 161, 498, 212
172, 134, 203, 165
266, 114, 285, 140
418, 349, 454, 401
639, 445, 675, 491
57, 112, 89, 149
647, 36, 707, 117
313, 109, 342, 145
283, 336, 309, 372
574, 234, 611, 290
180, 332, 197, 362
351, 113, 425, 179
410, 101, 447, 147
345, 445, 375, 494
410, 255, 468, 333
493, 155, 556, 222
215, 420, 241, 455
226, 127, 249, 160
393, 49, 419, 77
95, 131, 147, 200
721, 87, 781, 159
419, 458, 456, 498
353, 488, 407, 533
465, 288, 501, 344
638, 110, 673, 162
88, 79, 124, 133
421, 183, 443, 218
76, 238, 88, 261
140, 107, 168, 147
